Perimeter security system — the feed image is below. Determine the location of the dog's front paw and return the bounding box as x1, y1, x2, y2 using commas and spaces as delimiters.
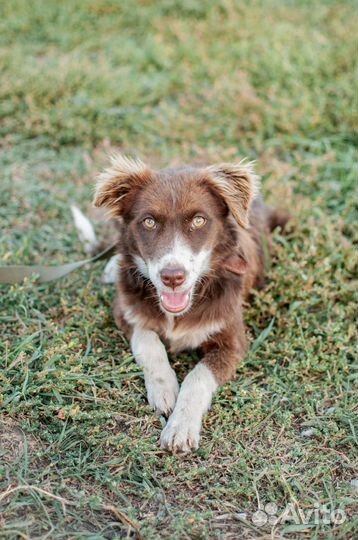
146, 368, 179, 416
160, 413, 200, 453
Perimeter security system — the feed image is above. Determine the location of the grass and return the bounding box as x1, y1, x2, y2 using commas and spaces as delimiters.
0, 0, 357, 538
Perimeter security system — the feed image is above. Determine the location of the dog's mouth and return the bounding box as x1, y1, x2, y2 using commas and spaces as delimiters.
160, 289, 191, 314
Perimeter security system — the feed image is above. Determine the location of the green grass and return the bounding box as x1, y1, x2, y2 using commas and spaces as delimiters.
0, 1, 357, 538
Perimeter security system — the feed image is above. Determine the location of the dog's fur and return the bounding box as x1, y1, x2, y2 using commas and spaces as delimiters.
88, 154, 288, 453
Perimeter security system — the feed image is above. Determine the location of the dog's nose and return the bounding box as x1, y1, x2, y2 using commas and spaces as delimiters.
160, 267, 186, 289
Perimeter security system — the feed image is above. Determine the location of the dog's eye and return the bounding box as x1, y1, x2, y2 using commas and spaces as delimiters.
191, 216, 207, 230
143, 217, 157, 230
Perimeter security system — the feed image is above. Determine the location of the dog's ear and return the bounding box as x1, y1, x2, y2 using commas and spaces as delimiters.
204, 161, 259, 228
93, 154, 152, 217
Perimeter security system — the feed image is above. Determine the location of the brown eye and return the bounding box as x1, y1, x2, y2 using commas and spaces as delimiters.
143, 217, 157, 230
191, 216, 206, 230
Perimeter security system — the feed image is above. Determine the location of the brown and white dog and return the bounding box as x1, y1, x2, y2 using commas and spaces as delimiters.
79, 154, 287, 453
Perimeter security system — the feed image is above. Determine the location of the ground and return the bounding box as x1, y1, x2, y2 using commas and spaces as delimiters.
0, 1, 357, 539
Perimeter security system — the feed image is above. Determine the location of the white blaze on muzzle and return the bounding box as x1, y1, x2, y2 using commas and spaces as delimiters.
137, 235, 211, 315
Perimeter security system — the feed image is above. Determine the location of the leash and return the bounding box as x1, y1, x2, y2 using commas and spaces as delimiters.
0, 243, 117, 285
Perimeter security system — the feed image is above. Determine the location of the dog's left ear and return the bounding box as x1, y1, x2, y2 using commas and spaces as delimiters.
93, 153, 152, 217
204, 161, 259, 229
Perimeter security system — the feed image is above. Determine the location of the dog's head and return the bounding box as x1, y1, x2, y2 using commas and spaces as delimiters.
94, 154, 259, 315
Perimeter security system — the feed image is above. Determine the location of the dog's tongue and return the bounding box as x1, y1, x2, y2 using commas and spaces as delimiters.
160, 291, 190, 313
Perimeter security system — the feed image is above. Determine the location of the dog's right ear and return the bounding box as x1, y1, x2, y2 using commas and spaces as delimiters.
93, 154, 152, 217
204, 161, 259, 229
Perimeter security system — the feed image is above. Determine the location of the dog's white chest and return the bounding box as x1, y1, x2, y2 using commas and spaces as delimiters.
164, 317, 224, 352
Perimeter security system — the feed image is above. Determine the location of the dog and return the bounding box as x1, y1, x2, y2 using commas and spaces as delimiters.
75, 154, 288, 453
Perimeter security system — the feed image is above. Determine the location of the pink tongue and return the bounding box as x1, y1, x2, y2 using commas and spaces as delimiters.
160, 291, 190, 313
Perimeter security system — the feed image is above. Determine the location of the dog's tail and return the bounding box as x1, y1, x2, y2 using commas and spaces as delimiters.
71, 205, 120, 283
71, 205, 113, 256
71, 205, 97, 255
267, 208, 290, 232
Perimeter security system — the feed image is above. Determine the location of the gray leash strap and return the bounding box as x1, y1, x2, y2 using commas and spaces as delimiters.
0, 244, 117, 285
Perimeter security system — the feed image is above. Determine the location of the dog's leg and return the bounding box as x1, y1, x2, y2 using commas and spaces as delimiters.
159, 362, 217, 452
131, 327, 179, 416
160, 324, 246, 453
